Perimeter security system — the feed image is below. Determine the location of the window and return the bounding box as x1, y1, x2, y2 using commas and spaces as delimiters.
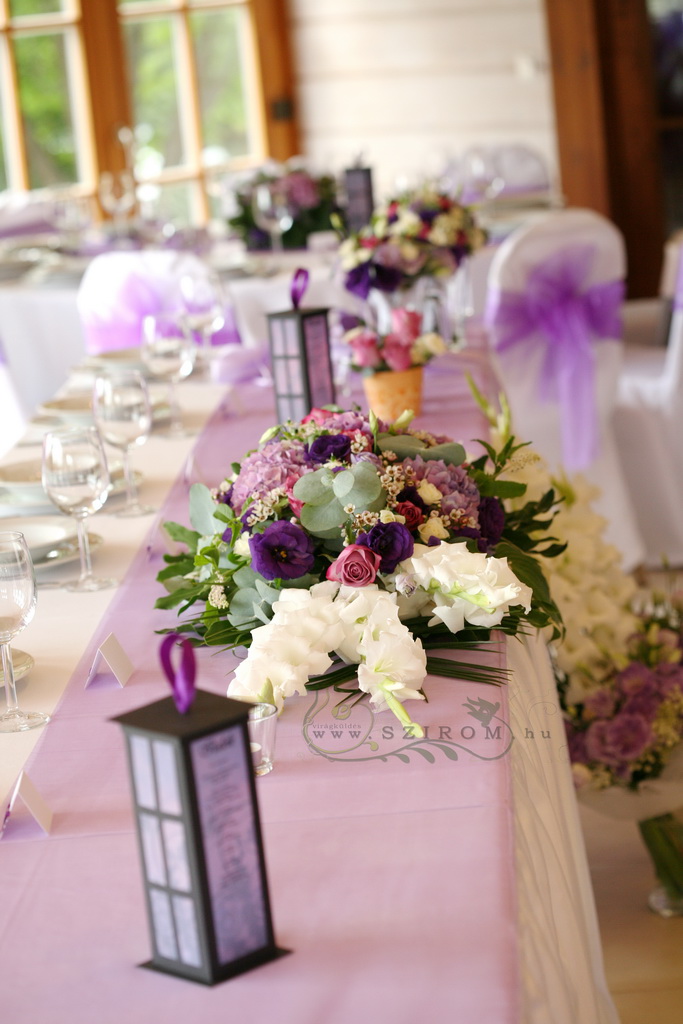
0, 0, 299, 222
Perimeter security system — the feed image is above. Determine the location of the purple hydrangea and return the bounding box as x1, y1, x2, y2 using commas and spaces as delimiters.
307, 433, 351, 464
356, 521, 414, 574
403, 455, 480, 519
230, 439, 310, 515
249, 521, 315, 581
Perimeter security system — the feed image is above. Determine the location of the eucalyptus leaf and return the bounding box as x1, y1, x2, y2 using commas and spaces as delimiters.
421, 442, 466, 465
300, 500, 345, 535
163, 521, 200, 550
293, 469, 333, 505
189, 483, 220, 536
332, 469, 355, 498
227, 586, 267, 626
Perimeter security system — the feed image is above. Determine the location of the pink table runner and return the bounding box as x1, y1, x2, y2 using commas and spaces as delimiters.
0, 356, 521, 1023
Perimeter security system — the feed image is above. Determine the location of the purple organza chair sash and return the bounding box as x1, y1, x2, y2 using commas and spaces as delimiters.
674, 243, 683, 311
485, 243, 624, 471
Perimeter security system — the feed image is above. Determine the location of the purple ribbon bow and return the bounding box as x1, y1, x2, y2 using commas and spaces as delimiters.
159, 633, 196, 714
486, 243, 624, 471
290, 267, 309, 309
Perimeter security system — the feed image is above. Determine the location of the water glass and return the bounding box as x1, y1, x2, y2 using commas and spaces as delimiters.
251, 183, 293, 252
0, 531, 49, 733
247, 703, 278, 775
141, 313, 195, 437
93, 371, 155, 517
42, 426, 116, 592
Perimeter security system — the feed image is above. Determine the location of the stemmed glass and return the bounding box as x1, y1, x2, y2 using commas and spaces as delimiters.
141, 313, 196, 437
98, 170, 136, 238
179, 272, 226, 359
93, 371, 155, 517
0, 532, 49, 733
251, 183, 293, 252
42, 427, 116, 592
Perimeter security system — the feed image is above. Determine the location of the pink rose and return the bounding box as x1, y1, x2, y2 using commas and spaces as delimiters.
285, 473, 306, 516
390, 307, 422, 344
348, 328, 382, 368
382, 333, 414, 372
301, 408, 331, 426
326, 544, 381, 586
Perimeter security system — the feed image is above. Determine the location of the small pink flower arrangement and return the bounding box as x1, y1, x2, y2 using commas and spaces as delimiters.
343, 306, 447, 375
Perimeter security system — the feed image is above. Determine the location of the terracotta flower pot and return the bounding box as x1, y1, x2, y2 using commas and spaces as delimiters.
362, 365, 423, 422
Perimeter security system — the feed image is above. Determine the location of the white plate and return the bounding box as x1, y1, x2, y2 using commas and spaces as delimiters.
0, 516, 78, 561
39, 393, 169, 425
40, 394, 94, 422
84, 347, 146, 371
33, 531, 102, 570
0, 458, 137, 504
0, 648, 34, 688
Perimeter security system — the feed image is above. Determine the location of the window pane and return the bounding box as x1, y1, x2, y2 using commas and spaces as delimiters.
14, 32, 77, 188
10, 0, 66, 14
154, 181, 193, 226
190, 7, 250, 165
123, 17, 184, 176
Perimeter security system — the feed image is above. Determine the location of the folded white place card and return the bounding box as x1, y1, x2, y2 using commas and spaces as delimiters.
2, 771, 52, 836
85, 632, 134, 689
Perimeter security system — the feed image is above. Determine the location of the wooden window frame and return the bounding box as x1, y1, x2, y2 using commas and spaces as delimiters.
0, 0, 300, 222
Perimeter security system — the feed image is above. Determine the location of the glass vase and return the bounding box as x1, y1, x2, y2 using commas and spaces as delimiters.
638, 812, 683, 917
368, 278, 452, 339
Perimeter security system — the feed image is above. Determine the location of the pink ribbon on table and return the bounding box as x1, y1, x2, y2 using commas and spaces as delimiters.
159, 633, 196, 714
485, 243, 624, 471
290, 267, 310, 309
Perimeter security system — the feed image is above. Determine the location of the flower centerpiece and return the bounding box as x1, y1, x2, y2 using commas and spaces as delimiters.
226, 160, 340, 251
156, 405, 564, 738
343, 307, 448, 421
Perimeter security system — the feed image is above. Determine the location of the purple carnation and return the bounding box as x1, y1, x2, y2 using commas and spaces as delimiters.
307, 433, 351, 464
404, 455, 480, 519
615, 662, 657, 697
583, 687, 617, 720
356, 521, 414, 573
249, 521, 315, 581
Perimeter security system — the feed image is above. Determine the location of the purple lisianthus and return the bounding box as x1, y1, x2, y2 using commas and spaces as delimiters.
585, 713, 653, 767
307, 433, 352, 464
396, 485, 428, 512
615, 662, 657, 697
621, 677, 662, 721
356, 521, 414, 573
477, 496, 505, 551
249, 521, 316, 581
564, 720, 589, 765
583, 687, 617, 720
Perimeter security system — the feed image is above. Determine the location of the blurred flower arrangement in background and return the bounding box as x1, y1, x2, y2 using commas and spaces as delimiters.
340, 185, 487, 299
225, 160, 340, 250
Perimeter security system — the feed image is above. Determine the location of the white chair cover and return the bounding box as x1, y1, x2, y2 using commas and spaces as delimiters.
485, 208, 646, 572
614, 241, 683, 567
76, 249, 240, 355
0, 342, 27, 457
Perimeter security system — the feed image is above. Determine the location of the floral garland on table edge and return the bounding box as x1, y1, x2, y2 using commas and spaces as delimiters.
226, 160, 340, 251
469, 378, 683, 905
339, 185, 487, 300
155, 404, 565, 736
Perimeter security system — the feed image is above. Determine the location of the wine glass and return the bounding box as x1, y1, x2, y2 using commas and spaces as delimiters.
251, 183, 293, 252
141, 313, 196, 437
0, 531, 49, 733
42, 427, 116, 592
179, 272, 226, 360
98, 170, 136, 238
93, 371, 155, 517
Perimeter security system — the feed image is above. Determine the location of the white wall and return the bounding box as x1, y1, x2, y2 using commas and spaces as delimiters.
289, 0, 557, 201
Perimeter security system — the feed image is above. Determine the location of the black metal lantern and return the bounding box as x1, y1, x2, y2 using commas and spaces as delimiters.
344, 166, 375, 232
266, 269, 335, 423
112, 689, 286, 985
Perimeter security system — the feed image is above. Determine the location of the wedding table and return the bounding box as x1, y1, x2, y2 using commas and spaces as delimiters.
0, 353, 619, 1023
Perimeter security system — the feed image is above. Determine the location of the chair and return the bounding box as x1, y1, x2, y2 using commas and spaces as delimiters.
484, 208, 646, 572
77, 249, 240, 355
613, 241, 683, 567
0, 347, 26, 457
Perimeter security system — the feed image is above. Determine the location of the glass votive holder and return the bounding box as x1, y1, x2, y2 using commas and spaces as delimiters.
247, 702, 278, 776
